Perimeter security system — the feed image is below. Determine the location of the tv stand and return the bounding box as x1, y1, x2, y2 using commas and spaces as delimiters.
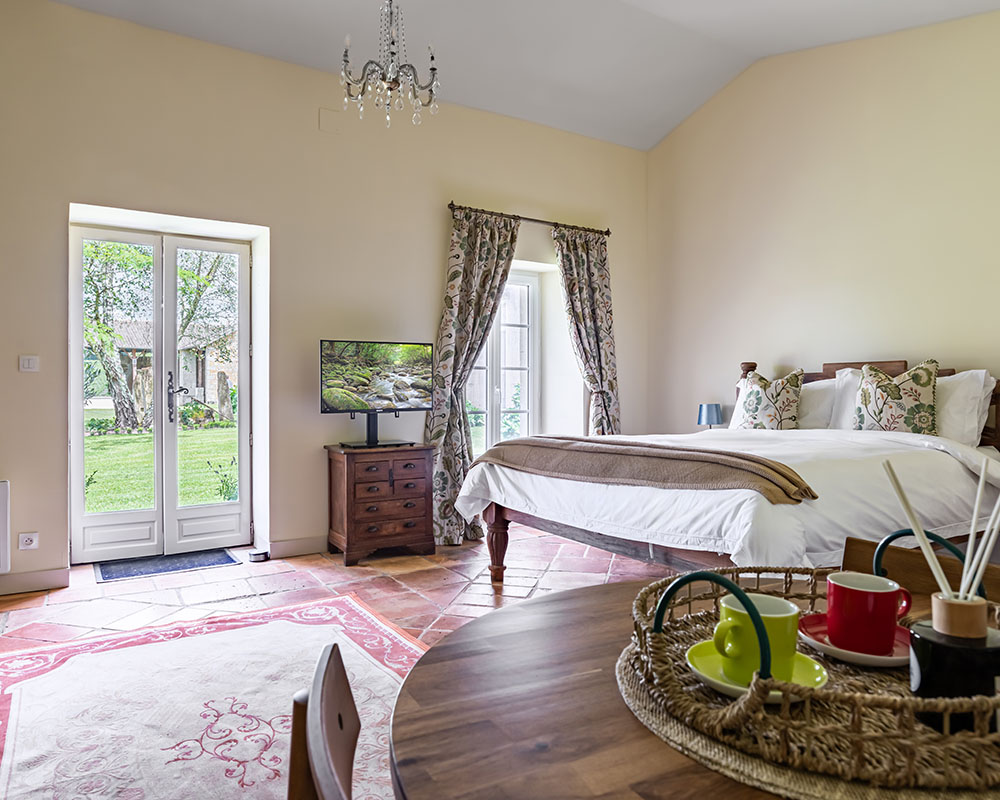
324, 442, 435, 564
340, 410, 415, 449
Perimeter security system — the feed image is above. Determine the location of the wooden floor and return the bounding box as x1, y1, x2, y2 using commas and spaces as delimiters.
0, 525, 675, 652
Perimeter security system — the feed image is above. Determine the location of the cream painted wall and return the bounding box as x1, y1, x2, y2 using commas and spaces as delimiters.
647, 11, 1000, 432
0, 0, 648, 584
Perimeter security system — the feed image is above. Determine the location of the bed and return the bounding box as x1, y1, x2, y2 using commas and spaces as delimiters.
455, 360, 1000, 581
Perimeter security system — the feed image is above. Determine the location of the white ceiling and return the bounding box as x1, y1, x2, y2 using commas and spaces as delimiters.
54, 0, 1000, 149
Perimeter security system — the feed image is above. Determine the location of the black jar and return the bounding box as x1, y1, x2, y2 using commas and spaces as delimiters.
909, 621, 1000, 733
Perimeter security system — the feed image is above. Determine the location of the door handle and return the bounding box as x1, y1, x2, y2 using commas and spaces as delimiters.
166, 371, 190, 423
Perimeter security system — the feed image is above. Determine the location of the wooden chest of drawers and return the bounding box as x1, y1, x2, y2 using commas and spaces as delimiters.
325, 444, 435, 565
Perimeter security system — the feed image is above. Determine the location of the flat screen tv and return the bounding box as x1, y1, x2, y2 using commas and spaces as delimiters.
321, 339, 433, 447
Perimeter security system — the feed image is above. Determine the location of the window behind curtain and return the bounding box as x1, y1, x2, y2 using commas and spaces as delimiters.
467, 271, 539, 458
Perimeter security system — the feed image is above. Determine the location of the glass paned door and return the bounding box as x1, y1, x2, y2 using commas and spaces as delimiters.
163, 236, 250, 555
70, 228, 251, 564
72, 229, 164, 561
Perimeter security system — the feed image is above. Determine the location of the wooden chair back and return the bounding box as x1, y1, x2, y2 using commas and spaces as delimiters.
841, 536, 1000, 618
287, 643, 361, 800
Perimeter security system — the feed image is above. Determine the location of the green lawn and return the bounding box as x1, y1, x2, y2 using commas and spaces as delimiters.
84, 408, 114, 422
84, 427, 238, 512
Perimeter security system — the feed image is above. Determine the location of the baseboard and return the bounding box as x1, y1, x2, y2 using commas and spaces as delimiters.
0, 567, 70, 596
268, 536, 327, 560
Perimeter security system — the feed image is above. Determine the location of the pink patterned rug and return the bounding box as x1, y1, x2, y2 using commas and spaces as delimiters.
0, 595, 427, 799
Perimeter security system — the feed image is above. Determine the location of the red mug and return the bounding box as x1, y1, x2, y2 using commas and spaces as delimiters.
826, 571, 912, 655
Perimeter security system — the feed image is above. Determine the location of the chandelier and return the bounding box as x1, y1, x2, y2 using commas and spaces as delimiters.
340, 0, 439, 127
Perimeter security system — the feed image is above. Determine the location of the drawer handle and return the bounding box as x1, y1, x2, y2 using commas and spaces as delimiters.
403, 463, 416, 469
367, 486, 380, 493
367, 525, 379, 533
403, 501, 416, 508
404, 521, 416, 528
404, 482, 416, 489
366, 505, 378, 512
365, 465, 379, 472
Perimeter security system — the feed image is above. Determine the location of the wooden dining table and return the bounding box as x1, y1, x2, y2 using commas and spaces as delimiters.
390, 579, 774, 799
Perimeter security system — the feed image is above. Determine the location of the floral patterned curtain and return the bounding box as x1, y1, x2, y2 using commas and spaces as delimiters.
425, 210, 520, 544
552, 227, 622, 435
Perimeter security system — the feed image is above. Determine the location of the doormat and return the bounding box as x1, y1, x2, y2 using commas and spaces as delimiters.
94, 548, 239, 582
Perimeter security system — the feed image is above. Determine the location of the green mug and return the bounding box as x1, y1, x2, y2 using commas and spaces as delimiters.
713, 592, 799, 685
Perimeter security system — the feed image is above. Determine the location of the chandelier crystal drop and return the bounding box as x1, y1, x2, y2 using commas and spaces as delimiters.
341, 0, 439, 128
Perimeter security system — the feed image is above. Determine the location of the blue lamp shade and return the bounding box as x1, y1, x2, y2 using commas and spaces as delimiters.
698, 403, 723, 427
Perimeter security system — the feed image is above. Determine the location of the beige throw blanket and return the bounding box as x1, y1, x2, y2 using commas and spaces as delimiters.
474, 435, 818, 505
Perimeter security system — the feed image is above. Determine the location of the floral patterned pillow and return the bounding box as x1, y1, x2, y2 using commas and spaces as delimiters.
855, 360, 939, 435
730, 369, 804, 430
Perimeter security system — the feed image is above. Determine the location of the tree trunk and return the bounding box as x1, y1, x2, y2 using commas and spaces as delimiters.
133, 365, 154, 428
217, 371, 234, 421
95, 342, 139, 429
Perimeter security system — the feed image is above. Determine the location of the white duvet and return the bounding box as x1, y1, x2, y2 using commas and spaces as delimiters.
455, 429, 1000, 568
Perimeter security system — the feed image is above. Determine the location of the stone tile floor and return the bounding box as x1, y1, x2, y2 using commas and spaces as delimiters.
0, 525, 674, 652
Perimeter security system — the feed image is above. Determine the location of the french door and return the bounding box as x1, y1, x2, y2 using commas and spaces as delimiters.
69, 227, 251, 563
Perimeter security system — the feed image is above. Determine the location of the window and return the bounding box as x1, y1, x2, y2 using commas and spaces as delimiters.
467, 271, 540, 458
195, 349, 206, 388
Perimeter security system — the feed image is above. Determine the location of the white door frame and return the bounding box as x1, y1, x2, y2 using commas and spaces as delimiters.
70, 226, 165, 562
162, 235, 251, 554
69, 228, 252, 563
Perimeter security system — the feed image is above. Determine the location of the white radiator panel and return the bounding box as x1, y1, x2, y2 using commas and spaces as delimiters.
0, 481, 9, 574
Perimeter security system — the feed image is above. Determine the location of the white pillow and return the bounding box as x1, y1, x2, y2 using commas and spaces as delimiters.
978, 375, 996, 439
831, 367, 996, 444
830, 368, 862, 429
938, 370, 995, 447
797, 378, 836, 429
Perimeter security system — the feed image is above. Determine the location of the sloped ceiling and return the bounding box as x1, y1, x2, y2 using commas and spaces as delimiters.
55, 0, 1000, 149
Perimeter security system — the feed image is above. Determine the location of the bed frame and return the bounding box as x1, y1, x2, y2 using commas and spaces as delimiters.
481, 360, 1000, 582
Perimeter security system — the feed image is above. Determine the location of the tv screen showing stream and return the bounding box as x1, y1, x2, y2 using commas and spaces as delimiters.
320, 340, 433, 413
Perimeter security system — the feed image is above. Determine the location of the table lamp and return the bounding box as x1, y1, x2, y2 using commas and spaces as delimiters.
698, 403, 722, 429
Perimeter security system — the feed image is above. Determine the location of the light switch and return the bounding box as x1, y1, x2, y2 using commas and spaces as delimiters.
18, 355, 40, 372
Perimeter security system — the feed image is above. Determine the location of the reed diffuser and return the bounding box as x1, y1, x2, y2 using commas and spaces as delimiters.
884, 458, 1000, 732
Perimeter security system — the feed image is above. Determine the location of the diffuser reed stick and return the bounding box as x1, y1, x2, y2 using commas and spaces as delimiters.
961, 490, 1000, 602
960, 457, 989, 598
960, 467, 999, 600
883, 460, 954, 599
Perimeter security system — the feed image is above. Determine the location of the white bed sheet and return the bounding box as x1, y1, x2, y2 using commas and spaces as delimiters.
455, 429, 1000, 568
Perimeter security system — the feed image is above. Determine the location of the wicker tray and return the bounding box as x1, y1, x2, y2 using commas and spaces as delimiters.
618, 567, 1000, 796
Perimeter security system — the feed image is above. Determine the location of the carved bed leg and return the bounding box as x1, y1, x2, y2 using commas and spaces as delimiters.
482, 503, 509, 583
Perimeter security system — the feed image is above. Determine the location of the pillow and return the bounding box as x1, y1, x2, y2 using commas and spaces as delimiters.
979, 375, 997, 441
830, 368, 862, 429
855, 360, 939, 435
937, 370, 996, 447
797, 378, 836, 429
730, 369, 804, 430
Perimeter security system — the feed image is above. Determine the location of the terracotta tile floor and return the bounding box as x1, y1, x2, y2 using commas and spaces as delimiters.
0, 525, 674, 652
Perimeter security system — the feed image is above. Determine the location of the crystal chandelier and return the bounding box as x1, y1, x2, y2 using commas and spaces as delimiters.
340, 0, 439, 127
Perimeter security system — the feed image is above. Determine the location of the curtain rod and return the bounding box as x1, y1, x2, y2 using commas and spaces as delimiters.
448, 201, 611, 237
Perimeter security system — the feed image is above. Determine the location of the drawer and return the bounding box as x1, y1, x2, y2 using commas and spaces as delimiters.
354, 517, 426, 537
392, 457, 426, 478
354, 481, 391, 500
355, 497, 426, 520
393, 477, 426, 498
354, 460, 390, 481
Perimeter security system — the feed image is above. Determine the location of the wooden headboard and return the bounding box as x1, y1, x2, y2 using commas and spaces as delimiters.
738, 360, 1000, 449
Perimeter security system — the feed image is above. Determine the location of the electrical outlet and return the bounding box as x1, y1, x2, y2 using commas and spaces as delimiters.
18, 532, 38, 550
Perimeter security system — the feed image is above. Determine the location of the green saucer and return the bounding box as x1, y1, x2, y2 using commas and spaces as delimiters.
686, 640, 828, 703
